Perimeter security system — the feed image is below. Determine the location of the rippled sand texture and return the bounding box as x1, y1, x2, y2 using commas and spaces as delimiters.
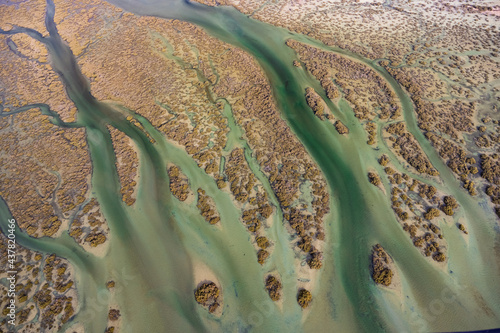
0, 0, 499, 332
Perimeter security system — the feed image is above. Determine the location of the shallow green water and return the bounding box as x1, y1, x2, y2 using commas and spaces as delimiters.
1, 0, 500, 332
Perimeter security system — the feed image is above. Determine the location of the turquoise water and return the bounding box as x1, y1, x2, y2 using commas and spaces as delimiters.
1, 0, 499, 332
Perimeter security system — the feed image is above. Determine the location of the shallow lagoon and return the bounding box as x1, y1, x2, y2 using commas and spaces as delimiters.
1, 0, 500, 332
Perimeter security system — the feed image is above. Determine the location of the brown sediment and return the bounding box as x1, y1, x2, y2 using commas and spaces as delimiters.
378, 155, 451, 261
371, 244, 393, 287
296, 288, 312, 309
305, 87, 326, 120
265, 275, 282, 301
109, 126, 139, 206
196, 188, 220, 225
167, 164, 191, 202
194, 281, 221, 313
70, 198, 109, 252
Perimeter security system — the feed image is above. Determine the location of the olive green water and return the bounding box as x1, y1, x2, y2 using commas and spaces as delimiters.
1, 0, 500, 332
